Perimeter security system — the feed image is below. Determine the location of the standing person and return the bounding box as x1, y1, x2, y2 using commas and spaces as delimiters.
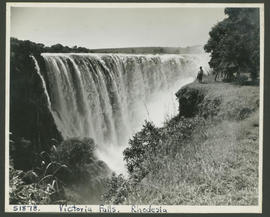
197, 66, 204, 83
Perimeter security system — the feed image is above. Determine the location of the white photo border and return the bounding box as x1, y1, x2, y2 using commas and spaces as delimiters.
5, 2, 265, 213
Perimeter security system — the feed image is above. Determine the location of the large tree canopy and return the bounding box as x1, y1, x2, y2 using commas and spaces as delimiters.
204, 8, 260, 81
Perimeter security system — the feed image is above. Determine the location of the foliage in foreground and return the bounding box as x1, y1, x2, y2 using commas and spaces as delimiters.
104, 117, 204, 204
123, 121, 162, 182
9, 158, 66, 204
204, 8, 259, 81
10, 137, 110, 204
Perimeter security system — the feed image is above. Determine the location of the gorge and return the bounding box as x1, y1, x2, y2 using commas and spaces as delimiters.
32, 53, 209, 173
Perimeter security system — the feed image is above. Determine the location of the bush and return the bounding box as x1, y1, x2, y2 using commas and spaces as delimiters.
10, 137, 111, 204
123, 118, 203, 179
51, 137, 110, 184
103, 173, 129, 204
103, 115, 207, 204
50, 138, 111, 203
9, 163, 65, 204
9, 143, 70, 205
123, 121, 162, 181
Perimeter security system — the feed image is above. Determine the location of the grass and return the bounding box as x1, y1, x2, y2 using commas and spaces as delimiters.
105, 75, 260, 205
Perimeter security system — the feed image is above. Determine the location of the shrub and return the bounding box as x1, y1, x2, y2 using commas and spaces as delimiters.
123, 121, 162, 181
103, 173, 129, 204
51, 137, 110, 184
103, 116, 207, 204
9, 163, 64, 204
10, 137, 112, 204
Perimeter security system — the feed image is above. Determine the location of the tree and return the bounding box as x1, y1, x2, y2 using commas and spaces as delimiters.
123, 121, 161, 181
204, 8, 260, 81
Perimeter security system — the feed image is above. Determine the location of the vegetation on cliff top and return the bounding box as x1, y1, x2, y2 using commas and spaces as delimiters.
104, 76, 259, 205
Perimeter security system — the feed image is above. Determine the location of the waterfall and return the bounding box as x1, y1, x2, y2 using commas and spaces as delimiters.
31, 55, 52, 110
37, 53, 208, 173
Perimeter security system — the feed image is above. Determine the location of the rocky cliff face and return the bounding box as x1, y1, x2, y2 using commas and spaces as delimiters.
10, 43, 62, 170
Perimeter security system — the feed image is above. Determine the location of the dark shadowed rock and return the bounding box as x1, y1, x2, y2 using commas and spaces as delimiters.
176, 87, 204, 117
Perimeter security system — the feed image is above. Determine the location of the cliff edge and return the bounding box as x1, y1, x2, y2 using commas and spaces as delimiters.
105, 76, 260, 206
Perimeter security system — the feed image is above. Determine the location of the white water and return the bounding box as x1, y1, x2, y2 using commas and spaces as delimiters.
34, 53, 209, 174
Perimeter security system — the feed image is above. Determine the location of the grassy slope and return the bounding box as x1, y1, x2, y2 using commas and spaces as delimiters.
121, 76, 260, 205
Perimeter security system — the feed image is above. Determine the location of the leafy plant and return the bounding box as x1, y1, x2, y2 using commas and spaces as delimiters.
123, 121, 162, 181
51, 137, 105, 184
9, 140, 70, 205
103, 173, 129, 204
9, 162, 65, 205
204, 8, 259, 81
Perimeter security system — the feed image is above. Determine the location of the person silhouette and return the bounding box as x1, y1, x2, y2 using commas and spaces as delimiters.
197, 66, 204, 83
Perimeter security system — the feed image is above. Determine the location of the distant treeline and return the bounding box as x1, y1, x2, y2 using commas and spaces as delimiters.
11, 37, 204, 55
89, 45, 204, 54
11, 37, 91, 56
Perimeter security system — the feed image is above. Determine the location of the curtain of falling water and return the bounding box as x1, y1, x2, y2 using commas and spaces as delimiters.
33, 53, 208, 173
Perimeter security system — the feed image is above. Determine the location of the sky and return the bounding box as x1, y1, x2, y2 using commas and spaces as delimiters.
10, 6, 226, 49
